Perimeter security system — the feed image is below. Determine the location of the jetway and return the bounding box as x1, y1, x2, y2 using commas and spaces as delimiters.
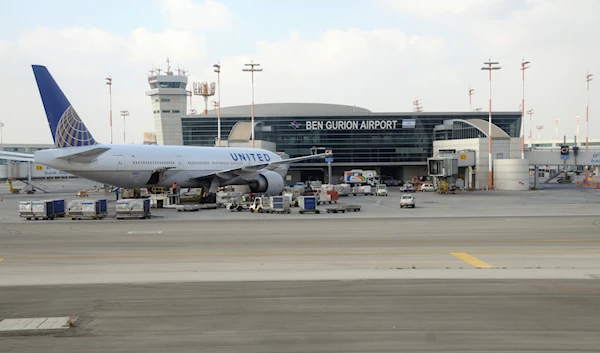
428, 150, 476, 191
525, 149, 600, 166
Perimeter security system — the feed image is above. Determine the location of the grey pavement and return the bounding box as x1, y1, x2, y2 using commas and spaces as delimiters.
1, 280, 599, 352
1, 213, 600, 285
1, 182, 600, 352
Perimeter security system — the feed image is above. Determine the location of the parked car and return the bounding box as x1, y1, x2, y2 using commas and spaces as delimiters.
400, 194, 415, 208
399, 183, 415, 192
420, 183, 435, 192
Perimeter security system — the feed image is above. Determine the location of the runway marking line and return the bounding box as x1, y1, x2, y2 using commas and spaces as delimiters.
450, 252, 493, 269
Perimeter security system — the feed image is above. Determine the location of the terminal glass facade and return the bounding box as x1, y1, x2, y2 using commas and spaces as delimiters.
182, 112, 521, 165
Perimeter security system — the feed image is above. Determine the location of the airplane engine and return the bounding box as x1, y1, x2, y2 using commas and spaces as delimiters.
248, 171, 285, 195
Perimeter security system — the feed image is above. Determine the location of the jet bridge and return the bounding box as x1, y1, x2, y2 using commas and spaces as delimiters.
427, 150, 476, 192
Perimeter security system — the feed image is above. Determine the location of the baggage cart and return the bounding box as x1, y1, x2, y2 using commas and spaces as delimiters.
176, 204, 200, 212
298, 196, 320, 214
76, 199, 107, 220
116, 199, 151, 219
130, 199, 151, 218
31, 200, 56, 220
269, 196, 291, 214
67, 200, 84, 219
342, 205, 362, 212
45, 199, 66, 217
326, 204, 362, 213
19, 201, 34, 220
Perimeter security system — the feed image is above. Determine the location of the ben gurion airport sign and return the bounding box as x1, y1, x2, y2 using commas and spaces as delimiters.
302, 119, 416, 130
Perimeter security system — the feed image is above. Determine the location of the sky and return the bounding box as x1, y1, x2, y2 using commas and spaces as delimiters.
0, 0, 598, 144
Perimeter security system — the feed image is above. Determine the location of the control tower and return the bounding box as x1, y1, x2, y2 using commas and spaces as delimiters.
145, 58, 188, 145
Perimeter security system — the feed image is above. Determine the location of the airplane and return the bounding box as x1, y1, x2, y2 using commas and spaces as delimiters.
0, 65, 332, 195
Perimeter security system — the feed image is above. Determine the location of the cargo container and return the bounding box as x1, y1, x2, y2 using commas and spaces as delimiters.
298, 196, 320, 214
19, 201, 34, 220
352, 185, 373, 196
130, 199, 151, 219
334, 183, 351, 196
31, 200, 56, 220
72, 199, 108, 220
269, 196, 290, 214
116, 199, 151, 219
44, 199, 66, 217
67, 200, 84, 218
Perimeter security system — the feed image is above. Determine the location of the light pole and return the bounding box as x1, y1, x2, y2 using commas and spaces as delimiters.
213, 62, 222, 147
468, 86, 475, 111
520, 59, 530, 159
0, 121, 4, 150
481, 59, 501, 190
527, 109, 535, 147
105, 76, 113, 144
242, 61, 262, 148
555, 119, 559, 142
586, 71, 593, 151
120, 110, 129, 143
536, 125, 544, 140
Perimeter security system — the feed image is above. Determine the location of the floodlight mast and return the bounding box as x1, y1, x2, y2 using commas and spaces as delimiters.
481, 59, 501, 190
214, 62, 222, 147
468, 86, 475, 111
105, 76, 113, 144
586, 71, 593, 151
520, 59, 530, 159
242, 61, 262, 148
527, 109, 535, 147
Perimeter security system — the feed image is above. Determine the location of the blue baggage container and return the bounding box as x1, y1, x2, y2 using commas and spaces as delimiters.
48, 199, 65, 216
300, 196, 317, 210
96, 199, 108, 215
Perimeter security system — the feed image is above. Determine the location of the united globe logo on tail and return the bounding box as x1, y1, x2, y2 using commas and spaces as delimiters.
55, 106, 97, 148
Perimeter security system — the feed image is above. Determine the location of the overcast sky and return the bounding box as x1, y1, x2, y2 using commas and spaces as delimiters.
0, 0, 598, 144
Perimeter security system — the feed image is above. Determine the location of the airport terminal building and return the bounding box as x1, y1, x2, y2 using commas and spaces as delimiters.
144, 69, 522, 184
178, 103, 522, 183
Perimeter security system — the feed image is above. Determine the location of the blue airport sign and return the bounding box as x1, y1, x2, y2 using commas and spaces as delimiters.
325, 157, 334, 163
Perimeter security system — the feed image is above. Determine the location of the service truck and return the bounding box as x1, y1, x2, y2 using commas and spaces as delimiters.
343, 169, 381, 187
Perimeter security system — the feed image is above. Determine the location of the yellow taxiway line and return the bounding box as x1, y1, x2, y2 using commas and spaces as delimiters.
450, 252, 493, 268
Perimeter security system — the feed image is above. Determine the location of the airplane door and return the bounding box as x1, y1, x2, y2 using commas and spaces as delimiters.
177, 156, 184, 170
116, 155, 124, 171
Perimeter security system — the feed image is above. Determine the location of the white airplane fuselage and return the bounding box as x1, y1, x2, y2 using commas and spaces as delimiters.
34, 144, 285, 189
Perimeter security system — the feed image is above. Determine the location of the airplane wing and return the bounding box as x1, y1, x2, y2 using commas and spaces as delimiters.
188, 151, 332, 182
0, 151, 35, 163
0, 147, 110, 164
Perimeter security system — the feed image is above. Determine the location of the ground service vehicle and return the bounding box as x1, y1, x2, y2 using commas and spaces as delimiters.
376, 184, 388, 196
343, 169, 380, 187
400, 194, 416, 208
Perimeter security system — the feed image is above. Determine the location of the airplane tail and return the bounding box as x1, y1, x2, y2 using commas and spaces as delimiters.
32, 65, 97, 148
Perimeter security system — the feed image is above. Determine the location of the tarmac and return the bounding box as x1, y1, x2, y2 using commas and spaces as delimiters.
1, 181, 599, 352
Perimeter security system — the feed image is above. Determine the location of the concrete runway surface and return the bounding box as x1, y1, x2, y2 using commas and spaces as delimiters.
1, 280, 600, 353
1, 189, 600, 352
